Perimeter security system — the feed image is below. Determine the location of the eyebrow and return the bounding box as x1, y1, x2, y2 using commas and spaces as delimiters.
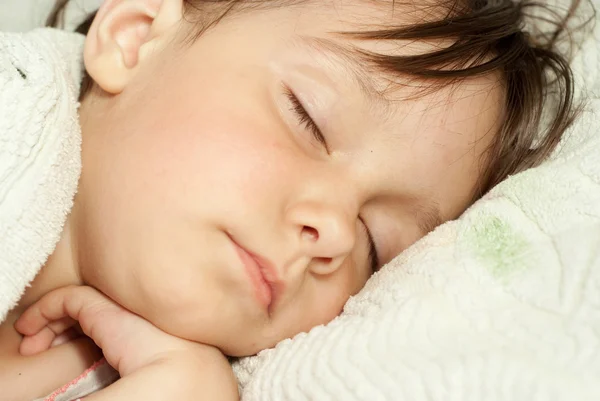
413, 199, 444, 237
295, 36, 393, 114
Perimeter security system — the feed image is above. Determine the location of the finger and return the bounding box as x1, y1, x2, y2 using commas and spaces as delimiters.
15, 287, 131, 361
20, 327, 54, 356
16, 286, 192, 377
18, 316, 76, 355
15, 286, 106, 337
20, 326, 82, 356
14, 292, 78, 337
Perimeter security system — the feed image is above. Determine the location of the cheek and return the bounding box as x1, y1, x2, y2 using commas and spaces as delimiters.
79, 95, 300, 296
102, 44, 303, 221
286, 266, 363, 335
160, 117, 297, 218
97, 98, 292, 216
294, 288, 347, 333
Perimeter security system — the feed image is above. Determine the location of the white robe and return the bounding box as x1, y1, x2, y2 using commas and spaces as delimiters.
0, 28, 84, 323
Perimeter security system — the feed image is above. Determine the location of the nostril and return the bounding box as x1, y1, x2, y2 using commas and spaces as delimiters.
302, 226, 319, 241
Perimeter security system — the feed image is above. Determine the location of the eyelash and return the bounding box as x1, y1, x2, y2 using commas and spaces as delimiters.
283, 86, 330, 153
360, 217, 380, 273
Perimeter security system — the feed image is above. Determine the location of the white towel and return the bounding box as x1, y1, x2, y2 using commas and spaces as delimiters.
0, 28, 84, 323
232, 4, 600, 400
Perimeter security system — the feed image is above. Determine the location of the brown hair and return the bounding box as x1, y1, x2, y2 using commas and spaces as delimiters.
48, 0, 594, 198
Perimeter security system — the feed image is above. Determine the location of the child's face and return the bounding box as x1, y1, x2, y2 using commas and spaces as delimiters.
75, 1, 500, 356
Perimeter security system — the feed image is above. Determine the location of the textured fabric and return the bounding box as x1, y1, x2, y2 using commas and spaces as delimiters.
232, 4, 600, 400
0, 28, 84, 323
34, 359, 119, 401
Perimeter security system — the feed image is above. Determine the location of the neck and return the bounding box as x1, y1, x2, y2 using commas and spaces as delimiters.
16, 213, 83, 313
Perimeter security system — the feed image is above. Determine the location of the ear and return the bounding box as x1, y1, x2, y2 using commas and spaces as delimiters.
84, 0, 184, 94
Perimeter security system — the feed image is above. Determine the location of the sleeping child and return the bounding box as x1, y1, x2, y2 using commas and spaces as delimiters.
0, 0, 583, 399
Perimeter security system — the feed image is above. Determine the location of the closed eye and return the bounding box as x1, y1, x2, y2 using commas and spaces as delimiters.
283, 85, 330, 154
359, 216, 380, 273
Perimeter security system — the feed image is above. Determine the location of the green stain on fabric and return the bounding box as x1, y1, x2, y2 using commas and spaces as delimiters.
467, 215, 530, 278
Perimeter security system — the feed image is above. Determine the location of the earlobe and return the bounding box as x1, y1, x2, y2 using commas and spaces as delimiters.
83, 0, 183, 94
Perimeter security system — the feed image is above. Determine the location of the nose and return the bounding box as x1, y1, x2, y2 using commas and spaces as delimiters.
285, 200, 356, 275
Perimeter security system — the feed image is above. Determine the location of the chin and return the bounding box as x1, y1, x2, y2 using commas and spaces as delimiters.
224, 335, 279, 357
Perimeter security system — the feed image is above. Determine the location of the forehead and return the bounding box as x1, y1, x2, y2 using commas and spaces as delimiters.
269, 0, 498, 106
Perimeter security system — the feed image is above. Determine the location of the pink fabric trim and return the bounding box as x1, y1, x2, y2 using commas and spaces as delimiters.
43, 359, 107, 401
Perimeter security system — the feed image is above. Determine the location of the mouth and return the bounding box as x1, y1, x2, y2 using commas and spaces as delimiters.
228, 234, 281, 314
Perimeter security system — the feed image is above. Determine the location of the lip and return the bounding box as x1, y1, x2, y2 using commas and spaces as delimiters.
228, 234, 281, 314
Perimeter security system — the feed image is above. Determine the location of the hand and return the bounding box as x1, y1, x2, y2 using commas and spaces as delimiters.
15, 285, 238, 400
15, 285, 189, 375
0, 312, 101, 401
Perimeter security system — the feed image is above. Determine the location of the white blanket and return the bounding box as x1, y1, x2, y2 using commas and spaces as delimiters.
232, 5, 600, 401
